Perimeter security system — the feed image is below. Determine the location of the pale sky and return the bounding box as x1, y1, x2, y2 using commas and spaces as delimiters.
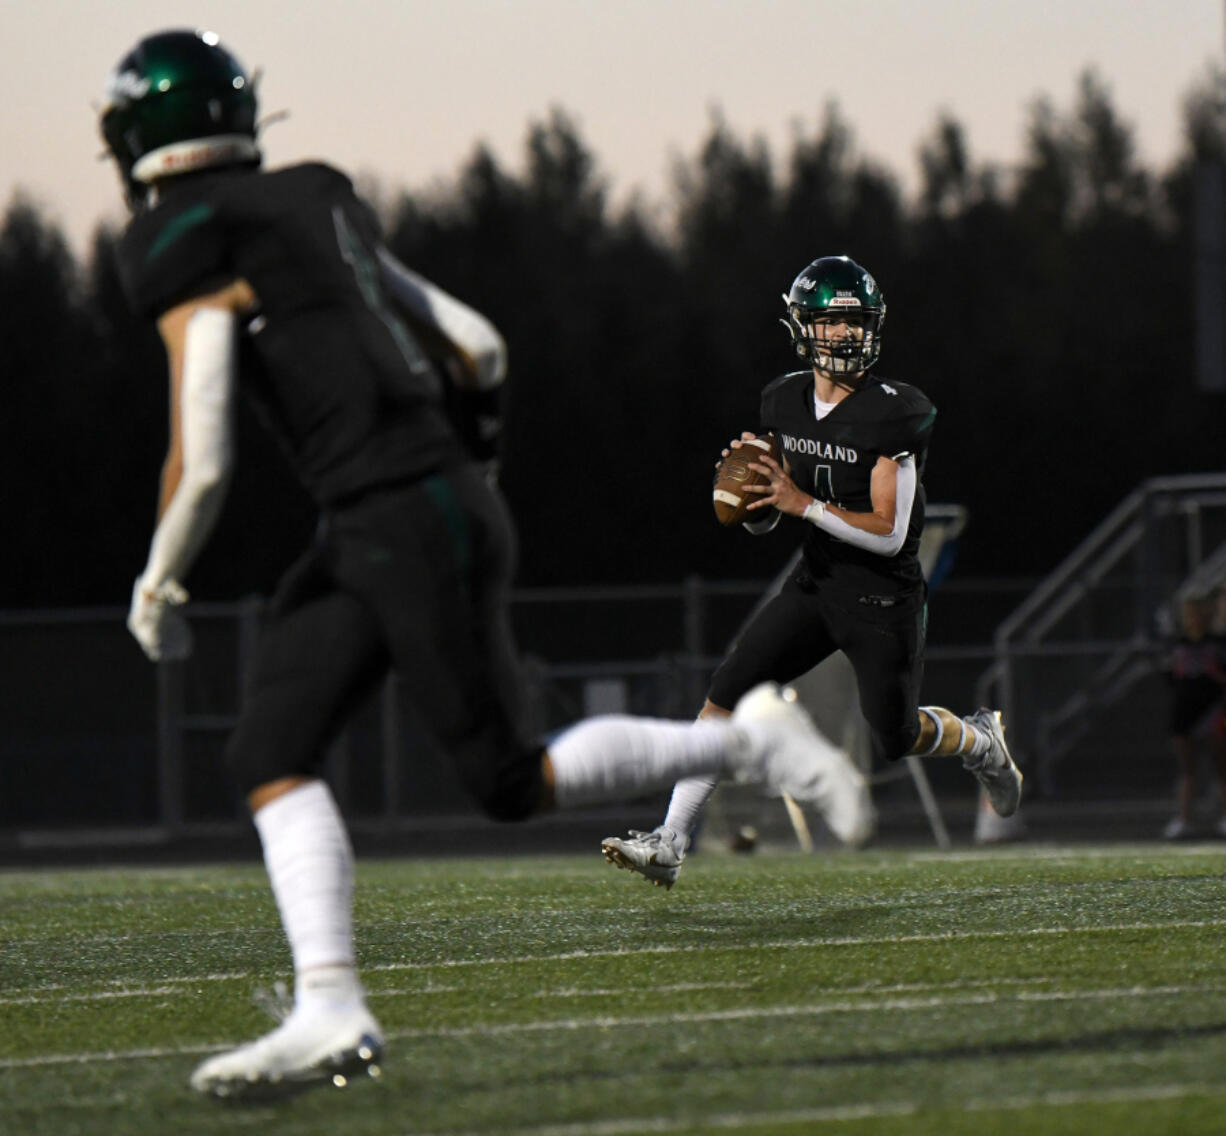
3, 0, 1221, 259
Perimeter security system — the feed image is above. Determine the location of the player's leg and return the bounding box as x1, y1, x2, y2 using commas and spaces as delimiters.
600, 701, 726, 889
191, 555, 389, 1098
841, 595, 1022, 818
336, 471, 548, 819
1164, 685, 1219, 838
345, 471, 846, 854
546, 684, 851, 819
1165, 733, 1197, 838
1210, 712, 1226, 837
602, 579, 862, 883
912, 703, 1023, 818
327, 472, 805, 825
665, 700, 732, 832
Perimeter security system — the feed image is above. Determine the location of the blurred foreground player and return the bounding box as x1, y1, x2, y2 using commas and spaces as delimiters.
603, 256, 1022, 887
101, 29, 855, 1099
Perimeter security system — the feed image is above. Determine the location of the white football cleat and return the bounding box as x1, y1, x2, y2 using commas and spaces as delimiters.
602, 826, 688, 888
962, 708, 1022, 818
190, 1001, 383, 1100
732, 683, 872, 846
1163, 816, 1192, 840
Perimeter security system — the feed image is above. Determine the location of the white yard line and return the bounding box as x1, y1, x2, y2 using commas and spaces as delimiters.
4, 982, 1225, 1070
412, 1082, 1226, 1136
0, 974, 1051, 1008
363, 917, 1226, 972
1, 971, 252, 1000
902, 842, 1226, 865
4, 918, 1225, 1006
383, 983, 1226, 1040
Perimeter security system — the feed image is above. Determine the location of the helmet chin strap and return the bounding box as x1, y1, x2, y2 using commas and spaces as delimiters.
784, 310, 877, 386
812, 351, 866, 391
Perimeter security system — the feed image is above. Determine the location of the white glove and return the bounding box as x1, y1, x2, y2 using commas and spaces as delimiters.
127, 577, 193, 661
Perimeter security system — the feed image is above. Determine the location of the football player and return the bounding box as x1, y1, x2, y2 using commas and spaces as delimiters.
102, 30, 861, 1099
602, 256, 1022, 888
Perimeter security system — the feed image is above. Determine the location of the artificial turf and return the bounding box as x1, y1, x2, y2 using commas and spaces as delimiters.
2, 843, 1224, 1135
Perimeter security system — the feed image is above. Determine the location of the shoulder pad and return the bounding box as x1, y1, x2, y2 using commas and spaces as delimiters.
761, 370, 810, 397
870, 377, 935, 417
273, 160, 354, 190
118, 193, 227, 318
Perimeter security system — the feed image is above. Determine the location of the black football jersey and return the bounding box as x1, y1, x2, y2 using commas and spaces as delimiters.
117, 162, 464, 505
760, 371, 936, 594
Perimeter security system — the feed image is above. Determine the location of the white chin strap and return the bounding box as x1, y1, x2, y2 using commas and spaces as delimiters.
815, 352, 861, 375
132, 135, 259, 183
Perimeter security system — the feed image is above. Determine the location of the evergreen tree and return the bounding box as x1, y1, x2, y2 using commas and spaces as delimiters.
4, 69, 1223, 605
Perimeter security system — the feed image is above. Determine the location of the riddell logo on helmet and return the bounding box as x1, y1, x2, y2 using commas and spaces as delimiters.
106, 69, 151, 102
828, 296, 861, 307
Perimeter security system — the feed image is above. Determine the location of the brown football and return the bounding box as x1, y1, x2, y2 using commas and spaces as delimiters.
712, 434, 782, 526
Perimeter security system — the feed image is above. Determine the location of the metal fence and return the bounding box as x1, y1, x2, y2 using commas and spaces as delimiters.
1, 577, 1019, 848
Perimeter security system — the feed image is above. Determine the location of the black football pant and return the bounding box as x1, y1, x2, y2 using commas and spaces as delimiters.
707, 571, 926, 764
224, 464, 544, 820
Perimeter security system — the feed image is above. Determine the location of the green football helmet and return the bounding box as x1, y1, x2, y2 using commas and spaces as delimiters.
781, 255, 886, 376
100, 29, 259, 208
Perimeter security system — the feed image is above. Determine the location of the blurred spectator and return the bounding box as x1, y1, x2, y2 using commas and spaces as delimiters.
1161, 594, 1226, 838
1211, 583, 1226, 638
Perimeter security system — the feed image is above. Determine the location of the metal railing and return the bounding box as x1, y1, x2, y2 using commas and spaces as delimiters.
976, 473, 1226, 794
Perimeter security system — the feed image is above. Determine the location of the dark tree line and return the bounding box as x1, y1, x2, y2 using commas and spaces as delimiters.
3, 70, 1224, 607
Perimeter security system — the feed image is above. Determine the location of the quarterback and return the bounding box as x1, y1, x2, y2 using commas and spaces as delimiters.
101, 31, 874, 1099
603, 256, 1023, 888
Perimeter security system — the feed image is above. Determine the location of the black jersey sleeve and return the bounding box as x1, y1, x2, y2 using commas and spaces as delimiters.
873, 380, 936, 460
117, 197, 233, 319
758, 371, 805, 431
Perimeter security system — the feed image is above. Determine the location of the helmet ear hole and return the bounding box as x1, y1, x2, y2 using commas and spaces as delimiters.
781, 308, 811, 362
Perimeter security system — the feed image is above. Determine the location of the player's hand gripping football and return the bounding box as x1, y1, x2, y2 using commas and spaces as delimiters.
730, 433, 809, 517
128, 577, 194, 661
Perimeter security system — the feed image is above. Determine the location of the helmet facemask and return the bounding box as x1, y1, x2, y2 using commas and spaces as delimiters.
785, 307, 884, 377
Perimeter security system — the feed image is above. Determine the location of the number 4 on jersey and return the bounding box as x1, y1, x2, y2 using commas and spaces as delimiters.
814, 464, 835, 503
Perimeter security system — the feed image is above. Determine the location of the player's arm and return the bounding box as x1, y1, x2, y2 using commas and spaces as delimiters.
377, 249, 507, 474
128, 279, 253, 660
376, 248, 506, 390
747, 451, 917, 557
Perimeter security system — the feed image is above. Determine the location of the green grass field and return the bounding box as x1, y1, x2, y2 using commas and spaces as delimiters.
2, 843, 1225, 1135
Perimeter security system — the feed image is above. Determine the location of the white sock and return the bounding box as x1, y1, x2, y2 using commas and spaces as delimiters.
662, 774, 720, 841
548, 716, 746, 809
963, 718, 990, 759
916, 707, 945, 756
253, 780, 361, 1010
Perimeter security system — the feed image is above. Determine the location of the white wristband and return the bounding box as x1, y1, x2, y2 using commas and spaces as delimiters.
802, 500, 826, 525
